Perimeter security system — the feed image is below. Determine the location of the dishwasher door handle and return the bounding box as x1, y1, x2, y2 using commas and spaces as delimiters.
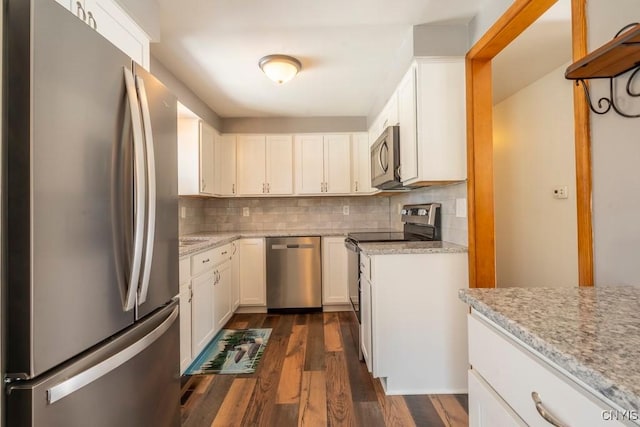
271, 244, 316, 250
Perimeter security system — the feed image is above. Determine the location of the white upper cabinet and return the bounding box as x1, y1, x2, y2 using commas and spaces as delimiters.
55, 0, 150, 69
398, 57, 466, 185
214, 134, 237, 196
295, 134, 351, 195
266, 135, 294, 194
351, 132, 376, 194
178, 113, 216, 196
294, 134, 325, 194
324, 134, 351, 194
236, 135, 293, 196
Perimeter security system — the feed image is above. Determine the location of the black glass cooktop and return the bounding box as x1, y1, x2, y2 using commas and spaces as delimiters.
346, 232, 428, 243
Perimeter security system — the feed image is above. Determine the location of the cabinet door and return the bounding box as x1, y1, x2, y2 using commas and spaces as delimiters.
237, 135, 267, 195
214, 261, 232, 332
215, 134, 237, 196
322, 237, 349, 304
191, 271, 215, 356
199, 121, 215, 195
238, 239, 266, 306
84, 0, 150, 69
468, 370, 526, 427
179, 282, 192, 373
397, 66, 418, 183
324, 134, 351, 194
55, 0, 76, 13
361, 276, 373, 372
351, 133, 375, 194
265, 135, 293, 195
231, 242, 240, 311
382, 90, 399, 128
294, 135, 325, 194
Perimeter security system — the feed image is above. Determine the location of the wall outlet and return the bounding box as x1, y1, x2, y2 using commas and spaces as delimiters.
180, 206, 187, 219
456, 198, 467, 218
242, 207, 250, 217
343, 205, 350, 215
553, 186, 568, 199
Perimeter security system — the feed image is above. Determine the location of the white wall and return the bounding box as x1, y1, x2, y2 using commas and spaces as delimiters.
588, 0, 640, 286
493, 63, 578, 287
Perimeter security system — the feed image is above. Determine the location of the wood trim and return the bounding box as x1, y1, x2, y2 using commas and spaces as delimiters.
572, 0, 594, 286
466, 0, 593, 288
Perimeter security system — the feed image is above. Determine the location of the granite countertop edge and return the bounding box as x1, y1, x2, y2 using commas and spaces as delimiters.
459, 289, 639, 413
180, 230, 468, 256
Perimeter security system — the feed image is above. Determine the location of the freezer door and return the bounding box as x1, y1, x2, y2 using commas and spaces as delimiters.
133, 64, 179, 319
7, 302, 180, 427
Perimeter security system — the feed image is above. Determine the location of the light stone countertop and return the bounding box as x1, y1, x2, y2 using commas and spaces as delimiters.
358, 241, 468, 255
178, 229, 395, 256
459, 286, 640, 412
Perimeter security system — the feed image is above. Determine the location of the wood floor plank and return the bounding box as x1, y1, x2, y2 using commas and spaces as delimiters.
404, 395, 447, 427
338, 311, 378, 402
429, 395, 469, 427
323, 312, 343, 352
454, 394, 469, 414
211, 378, 257, 427
271, 403, 299, 426
373, 379, 417, 427
353, 401, 385, 427
298, 371, 327, 427
183, 375, 234, 427
305, 312, 325, 371
325, 351, 356, 426
240, 335, 290, 425
276, 324, 308, 404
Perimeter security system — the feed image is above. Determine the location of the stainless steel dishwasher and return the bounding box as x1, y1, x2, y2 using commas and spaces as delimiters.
266, 236, 322, 311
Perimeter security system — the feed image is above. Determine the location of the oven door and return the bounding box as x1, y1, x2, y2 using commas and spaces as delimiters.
345, 239, 360, 324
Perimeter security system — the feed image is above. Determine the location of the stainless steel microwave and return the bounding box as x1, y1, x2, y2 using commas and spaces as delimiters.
371, 125, 402, 189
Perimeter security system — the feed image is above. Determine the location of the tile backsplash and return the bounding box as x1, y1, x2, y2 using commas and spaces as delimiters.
179, 182, 468, 246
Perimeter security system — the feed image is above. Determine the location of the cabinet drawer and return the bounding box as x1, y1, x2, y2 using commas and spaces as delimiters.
468, 369, 526, 427
212, 243, 233, 265
179, 257, 190, 284
469, 314, 626, 427
191, 248, 216, 276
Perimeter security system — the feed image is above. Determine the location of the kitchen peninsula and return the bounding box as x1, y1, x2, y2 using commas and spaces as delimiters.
460, 286, 640, 426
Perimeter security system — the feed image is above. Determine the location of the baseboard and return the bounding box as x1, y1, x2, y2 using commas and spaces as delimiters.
322, 304, 352, 312
235, 306, 268, 314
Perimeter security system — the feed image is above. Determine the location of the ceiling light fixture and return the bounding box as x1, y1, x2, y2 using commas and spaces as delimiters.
258, 54, 301, 84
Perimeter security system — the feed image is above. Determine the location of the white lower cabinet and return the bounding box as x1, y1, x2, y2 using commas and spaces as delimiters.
238, 238, 266, 306
468, 313, 627, 427
231, 241, 240, 311
468, 370, 525, 427
190, 269, 215, 357
321, 236, 349, 305
213, 259, 233, 331
360, 263, 373, 372
367, 252, 468, 394
179, 257, 192, 373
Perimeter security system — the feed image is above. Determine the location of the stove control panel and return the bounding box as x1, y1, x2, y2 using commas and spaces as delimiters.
401, 203, 441, 226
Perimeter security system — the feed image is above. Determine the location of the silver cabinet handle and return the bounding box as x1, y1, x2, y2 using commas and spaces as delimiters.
87, 11, 97, 30
232, 242, 237, 255
188, 285, 192, 303
262, 183, 266, 193
531, 392, 568, 427
76, 1, 86, 21
221, 251, 228, 256
135, 76, 156, 305
202, 258, 210, 264
122, 67, 146, 312
232, 183, 235, 194
355, 181, 358, 192
47, 306, 178, 404
267, 182, 270, 193
201, 178, 206, 191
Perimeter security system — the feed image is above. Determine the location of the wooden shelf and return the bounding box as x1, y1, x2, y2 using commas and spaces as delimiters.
566, 23, 640, 79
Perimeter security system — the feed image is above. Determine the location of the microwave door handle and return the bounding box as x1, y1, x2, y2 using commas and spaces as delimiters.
379, 141, 389, 172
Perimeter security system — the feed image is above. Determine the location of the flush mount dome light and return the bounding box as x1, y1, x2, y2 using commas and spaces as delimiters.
258, 54, 301, 84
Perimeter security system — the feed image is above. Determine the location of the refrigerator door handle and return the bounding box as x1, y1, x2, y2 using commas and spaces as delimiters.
46, 306, 179, 405
135, 75, 156, 305
123, 67, 146, 312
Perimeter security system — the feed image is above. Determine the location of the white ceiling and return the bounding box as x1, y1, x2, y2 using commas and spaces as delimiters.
152, 0, 488, 118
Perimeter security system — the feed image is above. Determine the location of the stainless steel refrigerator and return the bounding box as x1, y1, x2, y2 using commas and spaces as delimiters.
4, 1, 180, 425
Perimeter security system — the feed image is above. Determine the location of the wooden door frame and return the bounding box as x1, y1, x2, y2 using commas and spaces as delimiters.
466, 0, 593, 288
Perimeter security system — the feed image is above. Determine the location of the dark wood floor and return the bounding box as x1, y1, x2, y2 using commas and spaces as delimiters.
180, 311, 468, 426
